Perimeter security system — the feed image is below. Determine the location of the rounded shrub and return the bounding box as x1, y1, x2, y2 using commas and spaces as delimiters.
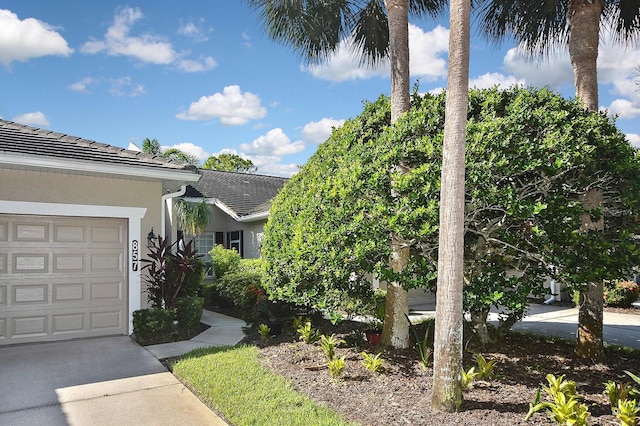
604, 281, 640, 308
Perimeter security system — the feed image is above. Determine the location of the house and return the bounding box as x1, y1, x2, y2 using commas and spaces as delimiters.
168, 169, 288, 275
0, 119, 200, 345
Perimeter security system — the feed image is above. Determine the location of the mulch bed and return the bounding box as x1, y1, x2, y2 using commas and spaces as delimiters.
236, 307, 640, 426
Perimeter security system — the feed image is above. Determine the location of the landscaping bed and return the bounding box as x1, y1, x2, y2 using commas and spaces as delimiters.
239, 315, 640, 425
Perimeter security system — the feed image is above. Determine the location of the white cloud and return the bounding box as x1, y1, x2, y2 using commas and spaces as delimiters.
109, 76, 145, 97
81, 7, 216, 73
81, 7, 176, 64
469, 72, 526, 90
162, 142, 209, 162
256, 162, 300, 178
240, 128, 305, 156
305, 24, 449, 82
178, 19, 209, 42
301, 118, 345, 144
607, 98, 640, 119
176, 85, 267, 125
626, 133, 640, 148
12, 111, 49, 127
177, 56, 216, 72
0, 9, 73, 68
503, 47, 573, 89
408, 24, 449, 80
68, 77, 96, 93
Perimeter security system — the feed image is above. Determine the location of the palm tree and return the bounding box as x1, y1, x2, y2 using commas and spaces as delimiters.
247, 0, 445, 348
431, 0, 470, 412
475, 0, 640, 361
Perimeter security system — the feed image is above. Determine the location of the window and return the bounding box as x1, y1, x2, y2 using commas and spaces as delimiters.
226, 230, 243, 257
187, 233, 215, 277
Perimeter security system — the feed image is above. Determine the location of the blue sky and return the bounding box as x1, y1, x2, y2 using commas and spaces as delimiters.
1, 1, 639, 177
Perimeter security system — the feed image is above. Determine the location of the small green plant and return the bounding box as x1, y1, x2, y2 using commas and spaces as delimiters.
328, 312, 344, 325
361, 351, 385, 374
614, 398, 640, 426
292, 316, 306, 331
525, 374, 590, 425
474, 354, 497, 380
604, 280, 640, 308
320, 334, 344, 361
258, 323, 271, 342
604, 380, 633, 411
297, 321, 321, 344
327, 356, 346, 382
406, 315, 432, 369
461, 366, 480, 390
625, 371, 640, 398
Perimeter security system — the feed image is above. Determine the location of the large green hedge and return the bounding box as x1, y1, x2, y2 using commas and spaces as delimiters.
262, 87, 640, 335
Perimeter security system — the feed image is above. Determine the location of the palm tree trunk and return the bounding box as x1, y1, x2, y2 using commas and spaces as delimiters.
431, 0, 469, 413
382, 0, 411, 349
568, 0, 603, 111
568, 0, 605, 361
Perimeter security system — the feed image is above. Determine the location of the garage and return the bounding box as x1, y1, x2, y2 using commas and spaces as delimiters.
0, 214, 128, 344
0, 119, 200, 345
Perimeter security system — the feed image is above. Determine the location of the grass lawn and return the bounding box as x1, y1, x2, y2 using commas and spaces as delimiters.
172, 345, 355, 426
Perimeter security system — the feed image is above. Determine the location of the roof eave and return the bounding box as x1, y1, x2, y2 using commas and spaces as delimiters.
0, 153, 200, 182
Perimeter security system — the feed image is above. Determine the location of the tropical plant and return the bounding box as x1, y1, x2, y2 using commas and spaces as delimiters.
474, 354, 497, 380
142, 235, 205, 310
327, 355, 347, 382
614, 398, 640, 426
202, 153, 257, 173
174, 199, 211, 238
161, 147, 200, 166
407, 315, 432, 369
320, 334, 344, 361
297, 321, 321, 344
142, 137, 161, 155
460, 366, 479, 390
361, 351, 385, 373
525, 374, 590, 425
604, 380, 633, 412
258, 323, 271, 341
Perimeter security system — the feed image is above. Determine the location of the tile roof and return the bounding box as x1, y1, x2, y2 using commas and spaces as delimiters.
184, 169, 288, 217
0, 119, 194, 171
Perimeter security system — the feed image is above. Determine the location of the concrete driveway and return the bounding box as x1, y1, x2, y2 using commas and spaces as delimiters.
0, 336, 226, 426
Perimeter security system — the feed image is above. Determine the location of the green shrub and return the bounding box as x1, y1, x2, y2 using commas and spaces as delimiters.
216, 259, 265, 322
176, 296, 204, 334
209, 245, 241, 278
604, 280, 640, 308
133, 308, 176, 345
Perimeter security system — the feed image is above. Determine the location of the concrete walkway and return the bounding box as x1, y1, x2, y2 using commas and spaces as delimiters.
0, 336, 227, 426
145, 310, 247, 360
409, 301, 640, 349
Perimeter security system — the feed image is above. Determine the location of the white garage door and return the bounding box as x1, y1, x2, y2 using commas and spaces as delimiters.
0, 214, 128, 345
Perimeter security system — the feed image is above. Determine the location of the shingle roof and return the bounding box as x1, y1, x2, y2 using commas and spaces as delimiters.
184, 169, 288, 217
0, 119, 194, 171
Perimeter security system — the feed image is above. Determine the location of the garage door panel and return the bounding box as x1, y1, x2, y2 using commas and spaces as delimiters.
13, 253, 48, 273
13, 285, 48, 304
0, 215, 128, 344
54, 224, 86, 243
91, 252, 123, 273
92, 225, 124, 244
13, 316, 48, 338
53, 253, 86, 273
14, 223, 49, 241
53, 283, 85, 302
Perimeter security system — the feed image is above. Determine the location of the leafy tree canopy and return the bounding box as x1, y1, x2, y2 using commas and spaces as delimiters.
202, 153, 257, 173
262, 86, 640, 334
